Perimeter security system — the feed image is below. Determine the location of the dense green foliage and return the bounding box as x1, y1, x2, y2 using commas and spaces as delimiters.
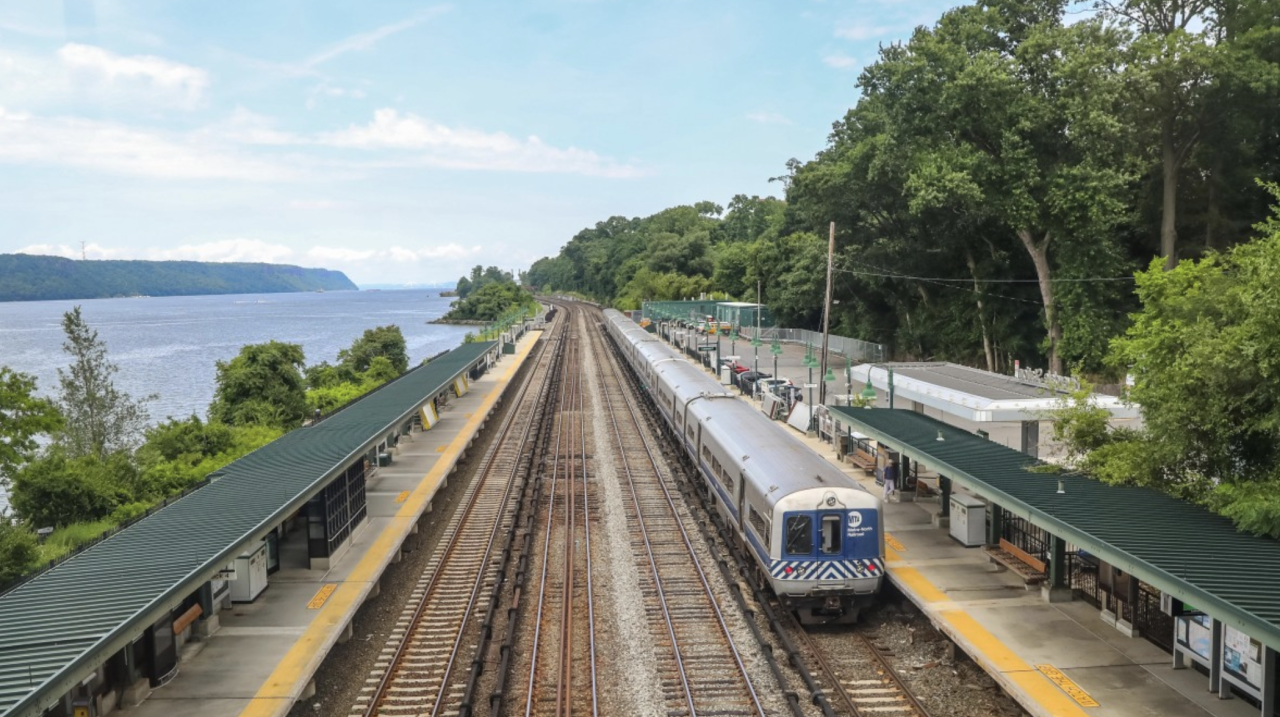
55, 307, 153, 459
442, 269, 538, 322
303, 326, 409, 413
0, 517, 39, 585
1072, 190, 1280, 537
135, 416, 281, 497
0, 368, 62, 485
528, 0, 1279, 379
209, 341, 309, 429
339, 326, 409, 374
0, 309, 406, 586
454, 265, 515, 300
0, 254, 357, 302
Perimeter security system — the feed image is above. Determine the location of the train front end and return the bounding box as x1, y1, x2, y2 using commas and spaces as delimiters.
768, 487, 884, 623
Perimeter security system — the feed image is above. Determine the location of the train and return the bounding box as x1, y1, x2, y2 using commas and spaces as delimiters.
602, 309, 884, 623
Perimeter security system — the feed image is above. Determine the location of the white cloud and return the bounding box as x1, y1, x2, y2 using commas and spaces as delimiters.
835, 24, 889, 40
16, 243, 125, 260
149, 238, 296, 263
305, 246, 378, 263
823, 53, 859, 70
388, 244, 482, 262
303, 6, 451, 70
321, 109, 642, 178
0, 106, 297, 181
746, 111, 792, 125
58, 43, 209, 107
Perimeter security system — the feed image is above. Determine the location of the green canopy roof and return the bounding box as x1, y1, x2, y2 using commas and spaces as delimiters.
0, 342, 496, 717
831, 406, 1280, 654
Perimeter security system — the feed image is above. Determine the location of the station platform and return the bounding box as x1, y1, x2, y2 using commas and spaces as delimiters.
126, 332, 542, 717
789, 414, 1256, 717
658, 332, 1256, 717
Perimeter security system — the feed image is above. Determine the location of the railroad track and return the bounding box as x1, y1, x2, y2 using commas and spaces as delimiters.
353, 316, 566, 717
795, 625, 933, 717
520, 312, 599, 717
595, 306, 933, 717
591, 315, 766, 717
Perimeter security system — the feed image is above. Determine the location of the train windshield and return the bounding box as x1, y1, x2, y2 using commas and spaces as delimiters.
819, 514, 842, 555
785, 515, 813, 555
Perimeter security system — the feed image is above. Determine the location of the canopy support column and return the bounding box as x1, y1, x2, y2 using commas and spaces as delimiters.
1042, 535, 1072, 603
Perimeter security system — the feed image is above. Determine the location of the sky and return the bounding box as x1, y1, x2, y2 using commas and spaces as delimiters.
0, 0, 957, 287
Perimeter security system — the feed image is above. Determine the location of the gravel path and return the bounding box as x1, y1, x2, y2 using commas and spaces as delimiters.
580, 337, 666, 716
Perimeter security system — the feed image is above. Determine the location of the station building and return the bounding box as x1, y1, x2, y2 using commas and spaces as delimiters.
826, 366, 1279, 715
846, 361, 1140, 460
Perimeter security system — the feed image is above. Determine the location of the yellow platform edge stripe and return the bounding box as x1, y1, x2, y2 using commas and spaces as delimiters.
887, 566, 1098, 717
238, 338, 537, 716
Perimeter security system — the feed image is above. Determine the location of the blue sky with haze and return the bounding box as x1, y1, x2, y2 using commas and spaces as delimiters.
0, 1, 955, 286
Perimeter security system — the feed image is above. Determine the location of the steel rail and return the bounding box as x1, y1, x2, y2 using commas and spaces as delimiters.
360, 314, 565, 717
602, 310, 934, 717
523, 331, 570, 717
591, 311, 766, 717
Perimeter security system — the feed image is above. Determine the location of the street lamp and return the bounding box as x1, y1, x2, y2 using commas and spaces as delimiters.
770, 336, 783, 384
859, 365, 896, 408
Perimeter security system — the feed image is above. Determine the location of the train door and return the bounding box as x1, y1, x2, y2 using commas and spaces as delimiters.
818, 512, 844, 558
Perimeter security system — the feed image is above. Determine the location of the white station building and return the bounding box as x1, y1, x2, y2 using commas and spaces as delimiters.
846, 362, 1141, 460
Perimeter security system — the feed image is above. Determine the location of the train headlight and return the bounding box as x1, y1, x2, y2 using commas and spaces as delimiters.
826, 496, 837, 507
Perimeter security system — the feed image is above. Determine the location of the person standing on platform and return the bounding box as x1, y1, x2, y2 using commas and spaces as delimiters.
882, 459, 898, 501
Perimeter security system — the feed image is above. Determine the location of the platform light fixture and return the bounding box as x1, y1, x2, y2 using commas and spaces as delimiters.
936, 430, 945, 442
1057, 478, 1066, 495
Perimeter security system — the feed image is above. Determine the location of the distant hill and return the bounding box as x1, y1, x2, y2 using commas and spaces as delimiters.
0, 254, 358, 302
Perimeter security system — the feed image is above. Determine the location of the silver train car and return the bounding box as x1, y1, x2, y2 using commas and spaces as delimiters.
603, 310, 884, 623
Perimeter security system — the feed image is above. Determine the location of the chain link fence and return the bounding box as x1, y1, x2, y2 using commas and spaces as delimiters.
743, 326, 886, 363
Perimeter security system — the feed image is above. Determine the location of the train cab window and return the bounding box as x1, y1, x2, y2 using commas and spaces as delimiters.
820, 515, 842, 555
785, 516, 813, 555
686, 426, 695, 442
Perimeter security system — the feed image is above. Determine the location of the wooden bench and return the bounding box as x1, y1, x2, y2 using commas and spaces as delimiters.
846, 448, 877, 474
984, 538, 1048, 585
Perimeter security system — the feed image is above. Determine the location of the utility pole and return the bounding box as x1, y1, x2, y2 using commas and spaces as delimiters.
80, 241, 87, 260
818, 222, 835, 406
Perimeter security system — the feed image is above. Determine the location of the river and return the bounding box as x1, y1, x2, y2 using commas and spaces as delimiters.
0, 289, 470, 512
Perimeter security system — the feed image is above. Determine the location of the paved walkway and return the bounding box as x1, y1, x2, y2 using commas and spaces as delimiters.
128, 332, 541, 717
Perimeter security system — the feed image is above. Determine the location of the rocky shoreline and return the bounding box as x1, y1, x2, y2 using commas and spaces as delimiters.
428, 318, 489, 325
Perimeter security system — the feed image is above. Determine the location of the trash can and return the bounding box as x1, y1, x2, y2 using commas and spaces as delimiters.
378, 453, 391, 467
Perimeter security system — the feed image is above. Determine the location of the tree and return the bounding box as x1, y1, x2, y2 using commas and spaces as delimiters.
10, 449, 143, 527
0, 517, 40, 585
860, 2, 1137, 373
1100, 186, 1280, 536
338, 325, 408, 375
137, 415, 280, 495
55, 307, 153, 459
0, 367, 62, 487
1099, 0, 1280, 268
209, 341, 308, 429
